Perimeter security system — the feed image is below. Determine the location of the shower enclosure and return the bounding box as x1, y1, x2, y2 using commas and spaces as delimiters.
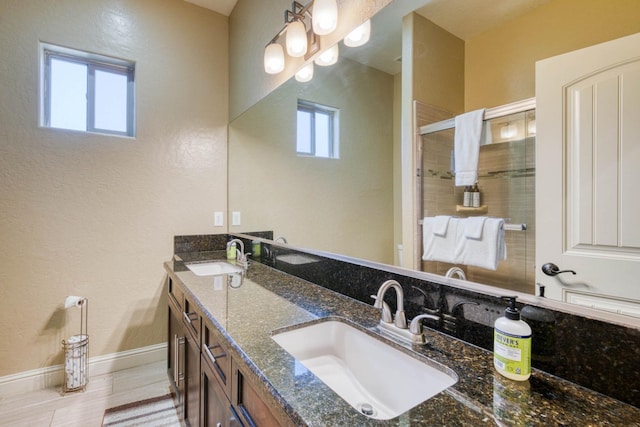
418, 99, 536, 294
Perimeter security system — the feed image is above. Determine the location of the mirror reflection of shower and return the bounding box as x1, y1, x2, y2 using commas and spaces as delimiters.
418, 100, 536, 294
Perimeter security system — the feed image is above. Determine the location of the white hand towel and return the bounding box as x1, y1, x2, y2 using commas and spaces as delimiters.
433, 215, 452, 237
465, 216, 487, 239
457, 217, 506, 270
454, 109, 485, 186
422, 217, 461, 264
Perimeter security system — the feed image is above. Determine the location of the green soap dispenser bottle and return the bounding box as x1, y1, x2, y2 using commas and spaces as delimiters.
494, 296, 531, 381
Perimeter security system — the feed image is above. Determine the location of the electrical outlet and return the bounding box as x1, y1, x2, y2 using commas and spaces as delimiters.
214, 211, 224, 227
232, 211, 241, 226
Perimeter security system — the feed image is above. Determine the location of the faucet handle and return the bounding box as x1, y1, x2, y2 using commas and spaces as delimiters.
409, 314, 441, 334
370, 295, 393, 323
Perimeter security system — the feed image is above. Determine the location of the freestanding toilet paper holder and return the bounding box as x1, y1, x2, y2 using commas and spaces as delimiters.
62, 296, 88, 394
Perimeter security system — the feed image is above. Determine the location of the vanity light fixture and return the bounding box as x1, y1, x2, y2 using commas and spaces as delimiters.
286, 18, 308, 57
315, 43, 339, 66
264, 42, 285, 74
295, 62, 314, 82
312, 0, 338, 35
264, 0, 338, 75
344, 19, 371, 47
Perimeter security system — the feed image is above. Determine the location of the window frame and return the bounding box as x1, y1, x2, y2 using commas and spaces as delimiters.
296, 99, 339, 158
40, 43, 136, 137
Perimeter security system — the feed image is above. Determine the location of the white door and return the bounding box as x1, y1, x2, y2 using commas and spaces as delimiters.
536, 32, 640, 316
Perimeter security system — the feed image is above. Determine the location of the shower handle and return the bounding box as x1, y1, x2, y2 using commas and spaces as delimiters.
542, 262, 577, 277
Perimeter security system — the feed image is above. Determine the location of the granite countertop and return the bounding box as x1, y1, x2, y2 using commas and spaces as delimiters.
165, 254, 640, 426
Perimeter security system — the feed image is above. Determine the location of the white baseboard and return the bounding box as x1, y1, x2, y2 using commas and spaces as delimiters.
0, 343, 167, 397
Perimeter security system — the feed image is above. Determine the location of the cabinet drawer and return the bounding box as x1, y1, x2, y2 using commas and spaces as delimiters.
183, 295, 201, 343
168, 276, 183, 310
233, 361, 281, 427
203, 320, 232, 398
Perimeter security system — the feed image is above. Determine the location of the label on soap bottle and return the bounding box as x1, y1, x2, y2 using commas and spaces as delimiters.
494, 329, 531, 377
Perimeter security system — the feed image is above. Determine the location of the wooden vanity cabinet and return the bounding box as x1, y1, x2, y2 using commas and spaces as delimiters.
168, 275, 293, 427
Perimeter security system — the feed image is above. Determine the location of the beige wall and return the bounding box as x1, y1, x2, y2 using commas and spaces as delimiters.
229, 0, 393, 120
0, 0, 228, 376
400, 13, 465, 269
411, 14, 465, 114
229, 57, 395, 263
465, 0, 640, 110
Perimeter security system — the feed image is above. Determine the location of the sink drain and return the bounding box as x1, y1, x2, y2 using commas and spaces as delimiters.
359, 403, 376, 417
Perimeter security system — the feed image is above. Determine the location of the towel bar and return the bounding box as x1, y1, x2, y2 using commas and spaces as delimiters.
417, 219, 526, 231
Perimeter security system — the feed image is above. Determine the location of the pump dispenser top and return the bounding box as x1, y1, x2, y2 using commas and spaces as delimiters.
493, 296, 532, 381
503, 296, 520, 320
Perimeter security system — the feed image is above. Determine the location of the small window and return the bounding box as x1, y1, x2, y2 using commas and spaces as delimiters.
40, 43, 135, 137
296, 100, 339, 158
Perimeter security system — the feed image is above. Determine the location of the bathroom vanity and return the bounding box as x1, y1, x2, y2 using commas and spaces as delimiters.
164, 235, 640, 426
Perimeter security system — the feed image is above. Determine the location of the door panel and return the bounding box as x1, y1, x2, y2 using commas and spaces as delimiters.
536, 32, 640, 308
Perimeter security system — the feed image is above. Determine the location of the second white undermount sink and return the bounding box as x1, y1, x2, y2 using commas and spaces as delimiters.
186, 261, 242, 276
271, 319, 457, 420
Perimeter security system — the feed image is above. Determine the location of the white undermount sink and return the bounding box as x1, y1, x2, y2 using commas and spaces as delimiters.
186, 261, 242, 276
276, 253, 321, 265
271, 319, 457, 420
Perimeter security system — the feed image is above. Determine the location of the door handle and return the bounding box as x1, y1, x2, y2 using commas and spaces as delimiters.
542, 263, 577, 277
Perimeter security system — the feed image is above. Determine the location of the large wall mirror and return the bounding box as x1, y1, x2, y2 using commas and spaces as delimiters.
229, 0, 640, 315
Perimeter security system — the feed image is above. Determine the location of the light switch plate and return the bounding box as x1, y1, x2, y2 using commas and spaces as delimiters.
232, 211, 241, 226
214, 211, 224, 226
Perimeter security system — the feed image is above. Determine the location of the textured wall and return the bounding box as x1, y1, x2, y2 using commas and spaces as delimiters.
229, 57, 395, 264
465, 0, 640, 110
0, 0, 228, 376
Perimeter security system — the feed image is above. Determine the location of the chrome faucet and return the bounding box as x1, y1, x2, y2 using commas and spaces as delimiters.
373, 280, 407, 329
274, 236, 288, 244
372, 280, 438, 345
228, 239, 250, 270
445, 266, 466, 280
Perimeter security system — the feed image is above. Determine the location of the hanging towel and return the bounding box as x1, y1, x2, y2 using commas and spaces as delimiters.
422, 217, 461, 264
433, 215, 452, 237
464, 216, 487, 239
457, 217, 506, 271
454, 109, 485, 186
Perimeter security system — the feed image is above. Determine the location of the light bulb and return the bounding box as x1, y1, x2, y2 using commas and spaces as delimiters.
264, 43, 285, 74
344, 19, 371, 47
286, 20, 308, 58
312, 0, 338, 36
314, 44, 339, 66
527, 119, 536, 135
500, 123, 517, 139
295, 62, 314, 82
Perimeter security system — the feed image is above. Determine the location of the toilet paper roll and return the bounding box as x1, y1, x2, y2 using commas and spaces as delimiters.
64, 295, 85, 309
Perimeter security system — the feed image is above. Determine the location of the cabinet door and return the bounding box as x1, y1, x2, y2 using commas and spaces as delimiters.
201, 355, 233, 427
168, 297, 185, 416
184, 327, 200, 427
182, 294, 201, 426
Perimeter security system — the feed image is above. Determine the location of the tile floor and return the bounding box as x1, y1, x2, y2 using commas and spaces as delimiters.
0, 361, 181, 427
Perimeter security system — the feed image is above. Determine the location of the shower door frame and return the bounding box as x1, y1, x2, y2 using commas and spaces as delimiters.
415, 97, 536, 270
